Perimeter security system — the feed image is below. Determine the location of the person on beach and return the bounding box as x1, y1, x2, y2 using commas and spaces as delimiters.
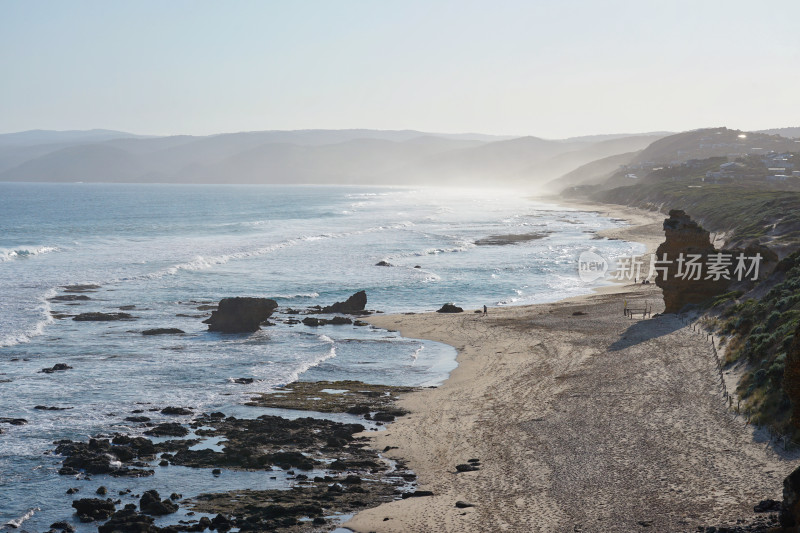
483, 305, 487, 316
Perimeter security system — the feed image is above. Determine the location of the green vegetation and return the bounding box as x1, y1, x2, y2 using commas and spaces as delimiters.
711, 252, 800, 431
596, 179, 800, 251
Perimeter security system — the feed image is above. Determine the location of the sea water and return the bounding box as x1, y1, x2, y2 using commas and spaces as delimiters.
0, 183, 643, 530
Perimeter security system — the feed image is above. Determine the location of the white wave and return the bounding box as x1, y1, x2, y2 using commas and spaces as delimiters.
0, 246, 58, 262
283, 334, 338, 384
271, 292, 319, 299
3, 507, 40, 529
0, 288, 56, 348
411, 345, 424, 361
125, 222, 415, 282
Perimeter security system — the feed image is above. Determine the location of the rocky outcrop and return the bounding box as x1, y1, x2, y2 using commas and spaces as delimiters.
437, 303, 463, 313
203, 297, 278, 333
655, 210, 736, 313
321, 291, 367, 314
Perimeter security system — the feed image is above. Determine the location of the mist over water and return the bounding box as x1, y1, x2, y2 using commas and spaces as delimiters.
0, 183, 642, 530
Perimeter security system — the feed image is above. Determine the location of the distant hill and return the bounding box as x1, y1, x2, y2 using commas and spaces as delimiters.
545, 151, 639, 192
0, 128, 666, 187
758, 127, 800, 139
0, 129, 150, 147
629, 127, 800, 166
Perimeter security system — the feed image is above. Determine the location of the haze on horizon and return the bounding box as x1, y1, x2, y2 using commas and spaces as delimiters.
2, 0, 799, 139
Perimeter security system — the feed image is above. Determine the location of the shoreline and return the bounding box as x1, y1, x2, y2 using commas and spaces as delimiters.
344, 200, 796, 532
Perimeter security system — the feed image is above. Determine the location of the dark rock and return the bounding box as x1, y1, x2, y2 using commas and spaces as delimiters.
402, 490, 434, 499
145, 423, 189, 437
414, 265, 421, 268
203, 297, 278, 333
329, 316, 353, 325
268, 451, 317, 470
0, 417, 28, 425
49, 521, 76, 532
572, 311, 587, 316
455, 501, 474, 508
436, 303, 463, 313
372, 411, 396, 422
455, 463, 479, 472
141, 328, 184, 335
343, 475, 362, 484
35, 405, 71, 410
474, 233, 548, 246
211, 514, 231, 532
231, 377, 254, 384
212, 468, 221, 476
375, 261, 392, 267
160, 406, 193, 415
346, 404, 371, 415
170, 493, 181, 500
302, 317, 322, 327
71, 498, 116, 521
96, 486, 107, 495
73, 312, 133, 321
97, 507, 155, 533
140, 489, 178, 515
66, 487, 79, 494
754, 498, 780, 512
354, 320, 369, 326
49, 295, 91, 301
40, 363, 72, 374
321, 291, 367, 314
124, 416, 151, 423
467, 458, 480, 463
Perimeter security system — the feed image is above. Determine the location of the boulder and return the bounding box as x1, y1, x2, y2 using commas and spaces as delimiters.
71, 498, 116, 521
139, 489, 178, 515
203, 297, 278, 333
375, 261, 392, 267
437, 303, 463, 313
321, 291, 367, 314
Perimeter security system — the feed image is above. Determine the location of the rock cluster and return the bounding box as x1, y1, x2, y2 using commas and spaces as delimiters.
203, 297, 278, 333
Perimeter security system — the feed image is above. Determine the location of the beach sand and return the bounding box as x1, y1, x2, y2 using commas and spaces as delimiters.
344, 203, 798, 532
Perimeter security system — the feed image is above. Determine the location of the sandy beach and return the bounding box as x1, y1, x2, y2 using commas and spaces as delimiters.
345, 203, 799, 532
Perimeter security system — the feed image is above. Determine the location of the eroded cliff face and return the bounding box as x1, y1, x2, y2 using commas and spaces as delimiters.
654, 210, 731, 313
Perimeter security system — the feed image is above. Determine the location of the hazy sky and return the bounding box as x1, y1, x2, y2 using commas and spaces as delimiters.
1, 0, 798, 138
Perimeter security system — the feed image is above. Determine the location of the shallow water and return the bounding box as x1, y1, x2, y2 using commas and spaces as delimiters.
0, 184, 643, 530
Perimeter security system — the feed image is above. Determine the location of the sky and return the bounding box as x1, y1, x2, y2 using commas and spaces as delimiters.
1, 0, 799, 139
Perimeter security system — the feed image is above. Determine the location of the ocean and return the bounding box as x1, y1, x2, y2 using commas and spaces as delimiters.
0, 183, 643, 530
